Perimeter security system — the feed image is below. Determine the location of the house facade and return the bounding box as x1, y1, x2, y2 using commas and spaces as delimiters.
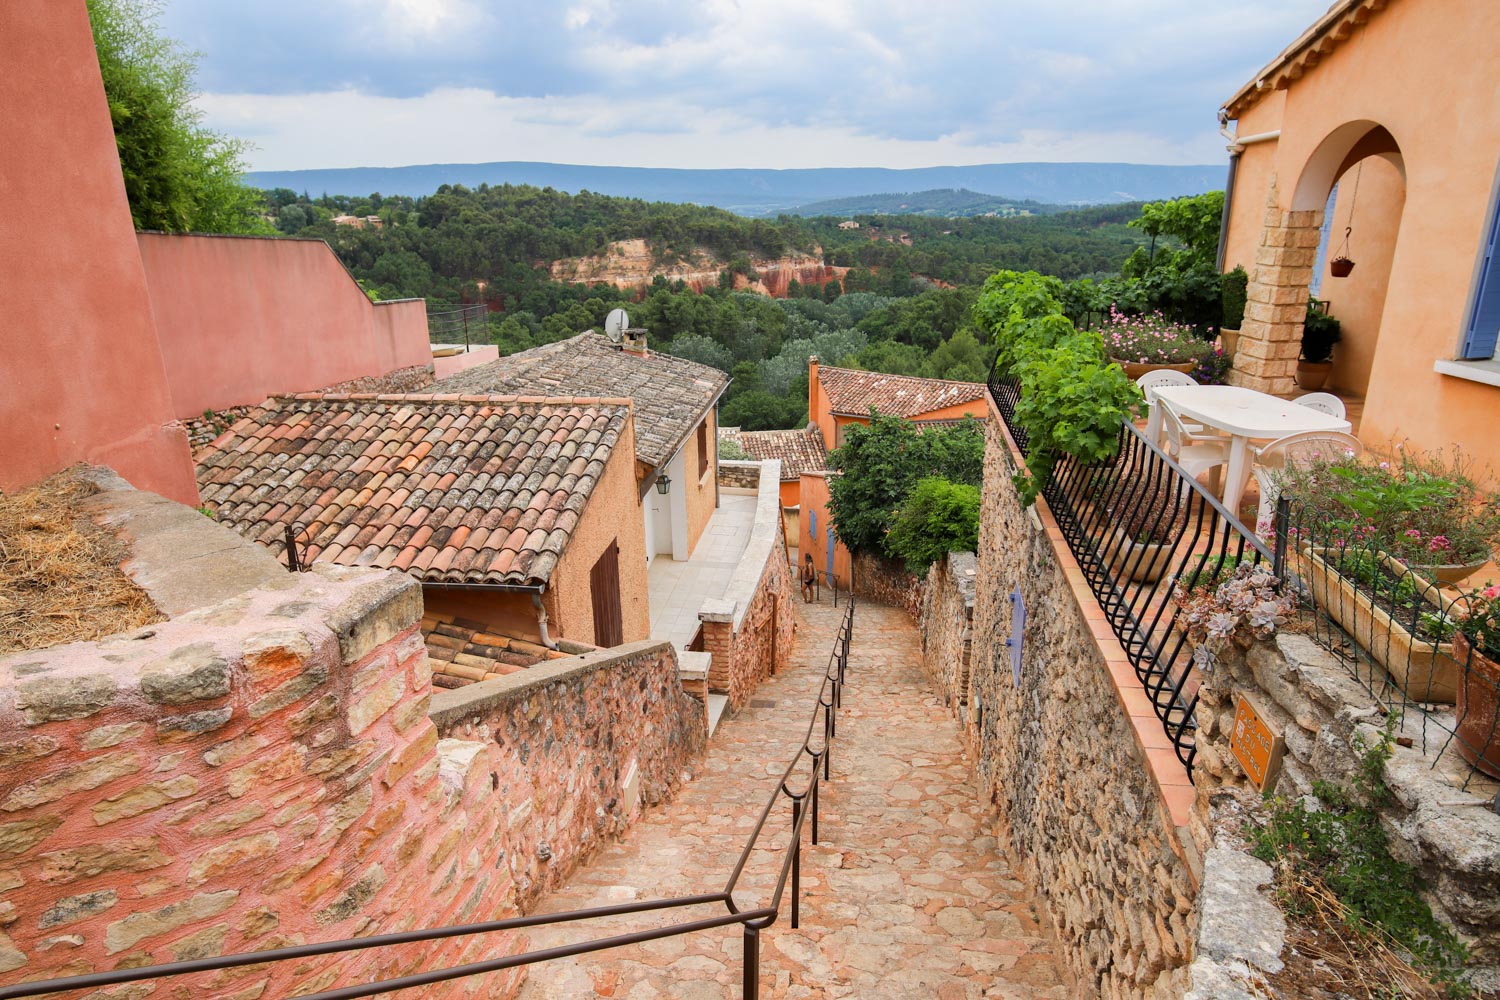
1219, 0, 1500, 469
196, 394, 651, 667
431, 331, 730, 565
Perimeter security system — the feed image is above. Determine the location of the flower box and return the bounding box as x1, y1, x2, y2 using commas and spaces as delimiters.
1115, 360, 1196, 381
1291, 547, 1462, 703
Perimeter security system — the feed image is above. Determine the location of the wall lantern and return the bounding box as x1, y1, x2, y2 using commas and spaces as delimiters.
656, 474, 672, 495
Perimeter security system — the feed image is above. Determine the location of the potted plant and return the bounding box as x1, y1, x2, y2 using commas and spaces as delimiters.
1218, 265, 1248, 359
1102, 469, 1189, 583
1297, 301, 1342, 390
1446, 584, 1500, 777
1100, 307, 1211, 380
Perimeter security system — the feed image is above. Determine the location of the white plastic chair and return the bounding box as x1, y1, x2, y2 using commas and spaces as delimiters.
1162, 402, 1229, 491
1137, 370, 1204, 444
1252, 430, 1364, 533
1294, 392, 1346, 419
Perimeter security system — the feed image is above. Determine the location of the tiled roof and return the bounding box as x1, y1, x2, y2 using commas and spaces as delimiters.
1224, 0, 1388, 117
422, 612, 564, 688
727, 426, 828, 481
195, 393, 630, 587
429, 333, 729, 468
818, 365, 986, 419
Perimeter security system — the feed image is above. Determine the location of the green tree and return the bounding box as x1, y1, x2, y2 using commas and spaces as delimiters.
88, 0, 268, 234
885, 477, 980, 574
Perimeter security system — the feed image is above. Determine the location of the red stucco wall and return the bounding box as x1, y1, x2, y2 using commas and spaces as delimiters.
0, 1, 197, 503
138, 234, 432, 418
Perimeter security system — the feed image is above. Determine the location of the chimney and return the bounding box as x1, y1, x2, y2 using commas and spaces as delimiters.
622, 328, 648, 356
808, 354, 819, 386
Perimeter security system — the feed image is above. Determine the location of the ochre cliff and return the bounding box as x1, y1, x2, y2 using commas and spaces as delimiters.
549, 239, 848, 299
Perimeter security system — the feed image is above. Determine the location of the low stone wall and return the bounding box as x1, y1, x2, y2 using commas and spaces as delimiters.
429, 640, 708, 911
0, 473, 705, 999
964, 411, 1199, 998
851, 551, 924, 619
918, 552, 977, 710
320, 363, 435, 395
700, 460, 796, 711
717, 459, 762, 492
1195, 632, 1500, 976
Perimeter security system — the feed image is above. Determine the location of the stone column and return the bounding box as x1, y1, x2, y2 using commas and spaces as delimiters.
1230, 179, 1324, 396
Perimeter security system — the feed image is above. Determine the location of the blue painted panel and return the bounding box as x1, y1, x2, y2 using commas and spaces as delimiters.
1006, 587, 1026, 687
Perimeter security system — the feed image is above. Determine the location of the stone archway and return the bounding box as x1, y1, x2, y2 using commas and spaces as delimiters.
1232, 120, 1406, 396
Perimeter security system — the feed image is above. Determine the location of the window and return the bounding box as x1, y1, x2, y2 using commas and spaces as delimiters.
697, 420, 709, 479
1462, 185, 1500, 360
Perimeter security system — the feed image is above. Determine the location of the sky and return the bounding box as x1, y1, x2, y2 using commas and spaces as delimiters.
162, 0, 1330, 173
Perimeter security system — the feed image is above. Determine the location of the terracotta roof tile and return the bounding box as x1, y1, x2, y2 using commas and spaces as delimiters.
428, 332, 728, 468
725, 426, 829, 481
195, 394, 628, 587
817, 365, 985, 420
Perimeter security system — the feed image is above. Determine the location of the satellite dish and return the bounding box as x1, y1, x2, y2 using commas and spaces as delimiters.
604, 308, 630, 342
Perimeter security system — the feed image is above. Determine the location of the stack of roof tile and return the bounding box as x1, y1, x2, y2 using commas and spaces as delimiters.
429, 333, 728, 468
422, 612, 567, 688
818, 365, 985, 419
195, 393, 630, 587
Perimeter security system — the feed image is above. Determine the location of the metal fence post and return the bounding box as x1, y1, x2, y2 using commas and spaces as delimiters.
790, 799, 802, 929
743, 927, 760, 1000
1273, 495, 1291, 581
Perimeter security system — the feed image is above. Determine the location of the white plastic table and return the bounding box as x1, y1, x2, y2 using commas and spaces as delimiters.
1152, 385, 1352, 516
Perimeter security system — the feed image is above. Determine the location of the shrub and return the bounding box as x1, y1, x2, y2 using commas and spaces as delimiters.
1301, 302, 1343, 363
1221, 265, 1249, 329
885, 477, 980, 574
1099, 308, 1211, 365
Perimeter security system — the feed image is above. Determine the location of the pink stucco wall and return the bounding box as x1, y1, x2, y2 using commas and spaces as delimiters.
138, 234, 432, 418
432, 346, 499, 380
0, 0, 197, 503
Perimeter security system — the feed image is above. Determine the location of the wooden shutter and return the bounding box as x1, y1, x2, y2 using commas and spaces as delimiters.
697, 421, 709, 478
589, 540, 624, 647
1463, 195, 1500, 359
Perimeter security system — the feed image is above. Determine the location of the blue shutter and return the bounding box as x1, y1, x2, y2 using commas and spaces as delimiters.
1463, 194, 1500, 359
809, 509, 817, 538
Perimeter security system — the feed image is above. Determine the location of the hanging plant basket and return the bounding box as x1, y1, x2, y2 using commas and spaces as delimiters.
1329, 256, 1356, 278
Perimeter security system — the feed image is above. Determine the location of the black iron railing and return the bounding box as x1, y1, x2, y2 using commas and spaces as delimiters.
1274, 497, 1500, 791
1, 600, 857, 1000
987, 373, 1271, 777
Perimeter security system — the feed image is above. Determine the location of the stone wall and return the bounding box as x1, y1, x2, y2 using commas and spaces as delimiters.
700, 460, 796, 711
0, 474, 706, 999
429, 639, 708, 911
1194, 632, 1500, 978
851, 551, 924, 619
918, 552, 976, 711
319, 364, 435, 396
717, 459, 762, 491
964, 412, 1199, 998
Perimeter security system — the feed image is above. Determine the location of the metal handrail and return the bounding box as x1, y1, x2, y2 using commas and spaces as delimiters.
987, 373, 1271, 776
2, 600, 857, 1000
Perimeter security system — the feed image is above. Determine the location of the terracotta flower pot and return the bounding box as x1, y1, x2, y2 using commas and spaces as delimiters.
1452, 632, 1500, 778
1218, 328, 1240, 359
1403, 556, 1494, 587
1115, 360, 1197, 381
1329, 257, 1356, 278
1296, 359, 1333, 391
1107, 528, 1175, 584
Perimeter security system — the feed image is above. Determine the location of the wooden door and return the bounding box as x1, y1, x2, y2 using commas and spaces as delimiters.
589, 540, 624, 648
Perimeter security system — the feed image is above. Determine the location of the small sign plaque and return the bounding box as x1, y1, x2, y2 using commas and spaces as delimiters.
1230, 692, 1285, 793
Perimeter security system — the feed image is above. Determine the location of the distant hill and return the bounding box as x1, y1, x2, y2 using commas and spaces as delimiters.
786, 188, 1068, 218
244, 160, 1223, 216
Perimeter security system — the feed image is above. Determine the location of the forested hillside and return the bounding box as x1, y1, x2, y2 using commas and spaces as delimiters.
785, 188, 1063, 218
258, 183, 1153, 432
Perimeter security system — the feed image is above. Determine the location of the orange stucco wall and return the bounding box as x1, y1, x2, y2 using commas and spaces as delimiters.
683, 411, 718, 554
137, 233, 433, 418
778, 479, 800, 509
0, 1, 197, 503
546, 415, 651, 646
798, 472, 851, 588
1221, 0, 1500, 469
810, 359, 836, 450
1323, 155, 1405, 398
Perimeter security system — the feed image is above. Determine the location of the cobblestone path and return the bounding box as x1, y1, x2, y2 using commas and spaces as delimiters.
518, 599, 1069, 999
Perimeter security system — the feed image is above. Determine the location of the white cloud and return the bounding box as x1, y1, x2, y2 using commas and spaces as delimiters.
198, 86, 1227, 171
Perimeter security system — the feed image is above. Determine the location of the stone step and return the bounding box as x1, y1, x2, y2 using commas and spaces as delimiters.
706, 694, 729, 737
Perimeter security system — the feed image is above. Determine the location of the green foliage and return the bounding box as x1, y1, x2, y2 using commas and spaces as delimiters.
88, 0, 268, 234
974, 270, 1143, 504
663, 334, 735, 373
1221, 265, 1249, 329
716, 437, 750, 461
885, 477, 981, 574
1302, 301, 1344, 363
1128, 191, 1225, 265
1252, 719, 1471, 996
825, 414, 984, 557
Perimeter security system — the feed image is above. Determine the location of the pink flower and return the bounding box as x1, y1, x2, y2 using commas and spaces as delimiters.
1428, 535, 1452, 553
1405, 528, 1423, 539
1484, 584, 1500, 600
